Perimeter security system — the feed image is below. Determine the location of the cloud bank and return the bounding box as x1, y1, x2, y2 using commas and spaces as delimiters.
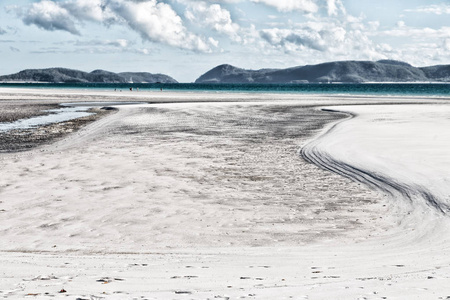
9, 0, 450, 71
110, 0, 213, 52
250, 0, 318, 13
17, 0, 351, 53
405, 4, 450, 15
19, 0, 216, 52
22, 0, 80, 35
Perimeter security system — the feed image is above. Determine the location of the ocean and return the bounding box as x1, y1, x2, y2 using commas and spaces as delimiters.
1, 82, 450, 96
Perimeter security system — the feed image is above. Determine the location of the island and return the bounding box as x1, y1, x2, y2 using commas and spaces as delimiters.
0, 68, 178, 83
195, 60, 450, 83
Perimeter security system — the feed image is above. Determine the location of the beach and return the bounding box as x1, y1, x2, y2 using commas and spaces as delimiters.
1, 88, 450, 299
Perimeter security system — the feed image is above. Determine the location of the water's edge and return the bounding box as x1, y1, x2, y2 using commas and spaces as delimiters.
1, 82, 449, 96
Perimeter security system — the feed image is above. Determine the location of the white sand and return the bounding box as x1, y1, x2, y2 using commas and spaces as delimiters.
1, 88, 450, 299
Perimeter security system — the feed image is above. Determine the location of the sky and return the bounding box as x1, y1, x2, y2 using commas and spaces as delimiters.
0, 0, 450, 82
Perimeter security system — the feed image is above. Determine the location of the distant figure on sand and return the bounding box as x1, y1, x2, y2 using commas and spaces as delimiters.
130, 87, 133, 91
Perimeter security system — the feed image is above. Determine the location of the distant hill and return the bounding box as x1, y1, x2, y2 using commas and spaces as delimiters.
195, 60, 450, 83
0, 68, 178, 83
420, 65, 450, 81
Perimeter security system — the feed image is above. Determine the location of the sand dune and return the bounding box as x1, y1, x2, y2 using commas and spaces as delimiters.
0, 89, 450, 299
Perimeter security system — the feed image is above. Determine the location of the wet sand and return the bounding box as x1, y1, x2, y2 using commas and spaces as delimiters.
0, 107, 114, 152
0, 88, 449, 299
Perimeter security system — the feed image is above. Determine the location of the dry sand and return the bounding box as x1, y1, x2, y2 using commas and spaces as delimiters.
0, 88, 450, 299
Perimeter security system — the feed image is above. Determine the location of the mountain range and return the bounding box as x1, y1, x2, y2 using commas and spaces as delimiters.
195, 60, 450, 83
0, 68, 177, 83
1, 60, 450, 84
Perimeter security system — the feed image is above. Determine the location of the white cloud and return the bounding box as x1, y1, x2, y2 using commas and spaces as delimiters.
62, 0, 116, 23
260, 27, 327, 51
247, 0, 344, 15
135, 48, 150, 55
377, 41, 450, 67
364, 24, 450, 66
110, 0, 213, 52
250, 0, 319, 13
326, 0, 337, 16
252, 0, 373, 58
376, 43, 393, 53
405, 4, 450, 15
397, 21, 406, 28
260, 21, 353, 53
258, 15, 390, 65
115, 39, 129, 48
326, 0, 345, 16
74, 39, 130, 48
367, 21, 380, 31
208, 37, 219, 47
184, 2, 241, 41
201, 0, 243, 2
444, 39, 450, 51
17, 0, 215, 52
22, 0, 79, 35
372, 25, 450, 40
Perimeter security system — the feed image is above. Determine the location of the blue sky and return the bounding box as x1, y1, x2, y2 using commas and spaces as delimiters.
0, 0, 450, 82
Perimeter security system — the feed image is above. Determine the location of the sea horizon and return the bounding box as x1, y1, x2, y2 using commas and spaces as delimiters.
1, 82, 450, 96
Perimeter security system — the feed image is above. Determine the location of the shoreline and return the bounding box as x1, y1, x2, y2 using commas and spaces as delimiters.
2, 86, 450, 100
0, 107, 115, 153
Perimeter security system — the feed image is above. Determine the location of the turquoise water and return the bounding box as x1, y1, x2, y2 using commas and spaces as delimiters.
0, 106, 93, 132
0, 82, 449, 96
0, 102, 140, 132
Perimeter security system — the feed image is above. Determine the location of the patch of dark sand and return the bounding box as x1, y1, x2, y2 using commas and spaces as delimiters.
0, 103, 60, 123
113, 104, 390, 245
0, 107, 115, 153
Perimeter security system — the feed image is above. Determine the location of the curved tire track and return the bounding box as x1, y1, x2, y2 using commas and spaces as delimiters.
300, 108, 450, 215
